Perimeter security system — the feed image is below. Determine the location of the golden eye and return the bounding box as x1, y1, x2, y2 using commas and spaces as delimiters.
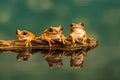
70, 23, 74, 27
23, 31, 27, 35
16, 30, 18, 34
49, 28, 53, 32
61, 27, 63, 31
81, 23, 84, 26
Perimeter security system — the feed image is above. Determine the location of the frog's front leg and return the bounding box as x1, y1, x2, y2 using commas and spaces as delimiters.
82, 38, 87, 45
59, 35, 68, 44
41, 36, 55, 46
48, 38, 55, 46
25, 39, 32, 47
69, 33, 76, 43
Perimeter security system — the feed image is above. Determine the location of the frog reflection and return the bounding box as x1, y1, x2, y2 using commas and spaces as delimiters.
14, 48, 87, 68
41, 49, 87, 68
17, 52, 32, 61
70, 50, 87, 68
16, 48, 32, 61
40, 50, 64, 67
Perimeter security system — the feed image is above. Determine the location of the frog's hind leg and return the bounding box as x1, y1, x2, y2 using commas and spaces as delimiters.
25, 40, 29, 47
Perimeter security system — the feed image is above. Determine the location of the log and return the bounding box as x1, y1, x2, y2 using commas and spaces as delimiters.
0, 38, 98, 51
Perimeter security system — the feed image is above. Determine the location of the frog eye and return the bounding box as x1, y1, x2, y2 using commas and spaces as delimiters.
61, 27, 63, 30
70, 24, 73, 27
70, 23, 75, 27
16, 30, 18, 34
49, 27, 53, 32
23, 31, 27, 35
58, 26, 63, 31
80, 22, 84, 26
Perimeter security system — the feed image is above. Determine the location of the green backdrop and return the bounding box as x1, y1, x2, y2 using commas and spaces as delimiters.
0, 0, 120, 80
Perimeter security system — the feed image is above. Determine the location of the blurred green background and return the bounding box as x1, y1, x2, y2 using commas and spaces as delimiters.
0, 0, 120, 80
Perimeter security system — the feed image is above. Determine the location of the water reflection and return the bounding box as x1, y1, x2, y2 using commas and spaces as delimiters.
0, 48, 88, 68
0, 38, 98, 68
70, 50, 86, 68
16, 48, 33, 61
41, 49, 87, 68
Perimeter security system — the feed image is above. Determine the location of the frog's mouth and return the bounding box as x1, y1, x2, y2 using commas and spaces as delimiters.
72, 26, 84, 29
74, 28, 83, 33
17, 35, 28, 40
48, 34, 61, 39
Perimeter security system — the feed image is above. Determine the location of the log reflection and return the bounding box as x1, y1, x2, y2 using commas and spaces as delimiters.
0, 38, 98, 68
16, 48, 33, 61
1, 48, 87, 68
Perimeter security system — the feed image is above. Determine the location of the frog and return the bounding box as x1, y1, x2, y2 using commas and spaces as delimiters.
40, 26, 67, 46
16, 29, 35, 47
69, 22, 88, 44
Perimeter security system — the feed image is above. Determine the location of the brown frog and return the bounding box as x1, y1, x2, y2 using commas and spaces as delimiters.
16, 29, 35, 47
40, 26, 67, 46
69, 22, 88, 44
